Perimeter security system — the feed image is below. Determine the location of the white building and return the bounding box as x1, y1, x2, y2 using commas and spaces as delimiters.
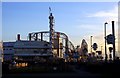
14, 40, 51, 61
3, 40, 52, 62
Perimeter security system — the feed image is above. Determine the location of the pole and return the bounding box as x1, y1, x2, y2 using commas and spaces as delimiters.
112, 21, 115, 60
91, 36, 93, 53
104, 22, 108, 62
101, 46, 103, 52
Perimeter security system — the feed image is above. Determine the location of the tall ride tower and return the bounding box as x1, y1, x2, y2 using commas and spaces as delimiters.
49, 7, 55, 55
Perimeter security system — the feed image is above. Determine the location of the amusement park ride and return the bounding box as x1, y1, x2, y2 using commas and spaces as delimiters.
3, 8, 76, 64
28, 8, 75, 59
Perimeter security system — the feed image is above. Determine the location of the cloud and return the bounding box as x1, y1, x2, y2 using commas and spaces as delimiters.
88, 6, 118, 18
76, 6, 118, 35
87, 6, 118, 31
76, 24, 102, 31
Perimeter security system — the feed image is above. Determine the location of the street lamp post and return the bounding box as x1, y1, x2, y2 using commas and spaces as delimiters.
91, 36, 93, 53
101, 46, 103, 52
104, 22, 108, 62
112, 21, 115, 61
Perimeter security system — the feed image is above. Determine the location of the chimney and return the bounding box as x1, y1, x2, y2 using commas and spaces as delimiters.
17, 34, 20, 41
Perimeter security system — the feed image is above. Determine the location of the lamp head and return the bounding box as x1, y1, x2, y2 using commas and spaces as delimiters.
105, 22, 108, 24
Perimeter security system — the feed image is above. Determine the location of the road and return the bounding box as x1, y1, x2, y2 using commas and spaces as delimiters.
2, 69, 103, 78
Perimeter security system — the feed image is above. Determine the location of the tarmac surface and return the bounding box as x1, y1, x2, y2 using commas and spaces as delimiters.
2, 61, 120, 78
2, 70, 103, 78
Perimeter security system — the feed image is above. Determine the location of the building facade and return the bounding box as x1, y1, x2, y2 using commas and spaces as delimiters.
3, 42, 15, 62
3, 40, 52, 62
14, 40, 51, 62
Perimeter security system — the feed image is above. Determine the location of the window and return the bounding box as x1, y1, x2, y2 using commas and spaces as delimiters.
34, 51, 39, 53
9, 49, 12, 50
44, 44, 48, 46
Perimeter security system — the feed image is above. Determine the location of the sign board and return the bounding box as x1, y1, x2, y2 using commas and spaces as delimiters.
96, 51, 102, 55
106, 34, 115, 44
92, 43, 98, 51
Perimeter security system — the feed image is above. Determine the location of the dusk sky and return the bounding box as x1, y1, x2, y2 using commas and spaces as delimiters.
1, 1, 119, 56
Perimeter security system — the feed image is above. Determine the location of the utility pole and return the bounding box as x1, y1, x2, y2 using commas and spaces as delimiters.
104, 22, 108, 62
101, 46, 103, 52
91, 36, 93, 53
112, 21, 116, 60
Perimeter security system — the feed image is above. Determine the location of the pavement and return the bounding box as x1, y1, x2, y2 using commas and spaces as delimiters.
2, 63, 116, 78
2, 69, 103, 78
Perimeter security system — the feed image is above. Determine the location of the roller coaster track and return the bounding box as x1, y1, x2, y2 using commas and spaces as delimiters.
28, 31, 75, 55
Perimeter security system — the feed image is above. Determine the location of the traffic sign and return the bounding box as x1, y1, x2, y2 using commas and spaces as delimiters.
106, 34, 115, 44
92, 43, 98, 51
96, 51, 102, 55
109, 47, 113, 53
